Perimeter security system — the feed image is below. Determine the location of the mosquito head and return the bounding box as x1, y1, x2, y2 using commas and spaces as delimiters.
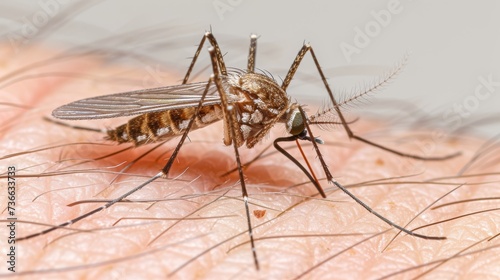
284, 104, 324, 144
285, 104, 305, 136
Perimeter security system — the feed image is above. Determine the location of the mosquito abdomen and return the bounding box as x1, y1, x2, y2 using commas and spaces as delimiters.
106, 105, 223, 146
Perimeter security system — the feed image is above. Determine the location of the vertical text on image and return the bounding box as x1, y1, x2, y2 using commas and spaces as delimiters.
5, 166, 17, 273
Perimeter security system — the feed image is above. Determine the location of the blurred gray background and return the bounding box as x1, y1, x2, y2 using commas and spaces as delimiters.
2, 0, 499, 136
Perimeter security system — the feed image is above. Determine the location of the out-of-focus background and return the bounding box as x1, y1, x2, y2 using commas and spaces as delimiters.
2, 0, 499, 135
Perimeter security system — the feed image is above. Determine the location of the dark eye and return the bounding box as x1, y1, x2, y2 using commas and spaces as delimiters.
286, 108, 305, 136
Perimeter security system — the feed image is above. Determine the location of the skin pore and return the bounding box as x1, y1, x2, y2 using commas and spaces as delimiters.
1, 44, 499, 280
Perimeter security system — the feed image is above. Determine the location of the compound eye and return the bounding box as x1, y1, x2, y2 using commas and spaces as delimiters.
286, 108, 305, 136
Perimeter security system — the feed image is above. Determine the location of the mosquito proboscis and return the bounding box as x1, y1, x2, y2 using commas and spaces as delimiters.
18, 31, 461, 270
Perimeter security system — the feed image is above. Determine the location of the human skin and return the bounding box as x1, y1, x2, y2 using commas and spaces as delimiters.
0, 45, 499, 280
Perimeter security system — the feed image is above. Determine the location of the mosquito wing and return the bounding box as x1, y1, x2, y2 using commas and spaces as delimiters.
52, 81, 222, 120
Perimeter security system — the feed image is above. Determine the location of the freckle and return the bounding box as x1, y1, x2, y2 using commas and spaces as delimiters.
388, 201, 396, 210
253, 209, 266, 219
375, 158, 384, 166
447, 138, 459, 145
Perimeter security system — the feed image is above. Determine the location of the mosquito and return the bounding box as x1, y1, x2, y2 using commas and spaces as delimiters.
19, 31, 460, 270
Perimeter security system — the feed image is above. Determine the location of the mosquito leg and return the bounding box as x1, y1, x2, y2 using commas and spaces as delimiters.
274, 133, 326, 198
207, 46, 259, 270
160, 77, 213, 175
220, 142, 273, 177
247, 34, 258, 73
43, 116, 104, 133
282, 44, 460, 161
18, 76, 215, 241
183, 31, 227, 84
228, 105, 259, 270
296, 106, 446, 240
16, 173, 163, 241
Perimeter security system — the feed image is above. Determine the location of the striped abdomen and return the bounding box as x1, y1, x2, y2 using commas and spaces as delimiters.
106, 104, 223, 146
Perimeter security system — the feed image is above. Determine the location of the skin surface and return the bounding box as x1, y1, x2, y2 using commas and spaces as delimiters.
0, 45, 499, 280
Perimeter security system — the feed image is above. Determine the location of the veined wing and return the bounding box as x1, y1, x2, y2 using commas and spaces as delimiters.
53, 81, 221, 120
